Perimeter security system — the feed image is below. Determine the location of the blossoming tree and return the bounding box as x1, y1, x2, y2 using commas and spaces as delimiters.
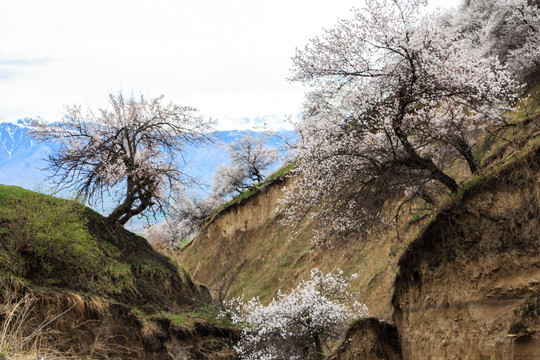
227, 269, 368, 360
30, 92, 214, 226
450, 0, 540, 81
211, 133, 279, 198
281, 0, 519, 238
146, 194, 224, 247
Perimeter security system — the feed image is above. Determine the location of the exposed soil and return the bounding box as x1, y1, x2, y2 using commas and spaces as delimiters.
328, 318, 402, 360
392, 146, 540, 359
178, 176, 409, 320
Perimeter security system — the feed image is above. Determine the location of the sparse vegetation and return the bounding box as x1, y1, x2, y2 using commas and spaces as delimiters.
510, 289, 540, 335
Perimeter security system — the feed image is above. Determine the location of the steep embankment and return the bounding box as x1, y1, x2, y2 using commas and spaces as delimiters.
179, 127, 540, 358
0, 185, 237, 359
179, 172, 426, 320
391, 145, 540, 359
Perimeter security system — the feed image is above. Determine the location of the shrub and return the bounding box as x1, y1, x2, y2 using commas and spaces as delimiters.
226, 269, 368, 360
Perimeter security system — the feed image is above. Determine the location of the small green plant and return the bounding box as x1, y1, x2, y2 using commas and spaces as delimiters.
509, 290, 539, 334
150, 304, 236, 330
178, 238, 193, 250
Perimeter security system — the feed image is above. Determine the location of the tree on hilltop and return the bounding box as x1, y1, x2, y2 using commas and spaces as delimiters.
30, 92, 214, 226
281, 0, 520, 240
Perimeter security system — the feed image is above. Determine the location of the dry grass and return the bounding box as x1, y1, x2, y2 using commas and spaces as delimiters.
0, 277, 57, 360
0, 276, 114, 360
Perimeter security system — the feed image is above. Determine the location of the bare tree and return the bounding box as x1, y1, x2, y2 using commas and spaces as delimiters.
30, 92, 214, 226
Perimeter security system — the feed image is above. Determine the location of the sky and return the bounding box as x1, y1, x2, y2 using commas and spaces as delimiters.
0, 0, 462, 131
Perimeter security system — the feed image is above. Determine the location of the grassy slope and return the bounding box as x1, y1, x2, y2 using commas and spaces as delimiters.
178, 85, 540, 320
0, 186, 237, 359
0, 185, 205, 311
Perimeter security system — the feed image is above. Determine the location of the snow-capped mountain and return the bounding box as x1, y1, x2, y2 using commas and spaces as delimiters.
0, 120, 58, 190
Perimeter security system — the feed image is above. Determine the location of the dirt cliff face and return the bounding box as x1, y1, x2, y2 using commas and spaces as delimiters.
328, 318, 402, 360
178, 132, 539, 358
392, 147, 540, 359
178, 177, 407, 320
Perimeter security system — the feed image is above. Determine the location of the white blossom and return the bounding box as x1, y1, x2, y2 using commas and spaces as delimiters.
212, 133, 279, 198
280, 0, 520, 240
227, 269, 368, 360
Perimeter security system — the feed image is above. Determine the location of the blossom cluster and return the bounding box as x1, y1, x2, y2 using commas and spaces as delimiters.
226, 269, 368, 359
280, 0, 523, 239
145, 194, 224, 246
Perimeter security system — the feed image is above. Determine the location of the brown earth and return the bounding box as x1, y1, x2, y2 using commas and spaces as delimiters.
328, 318, 402, 360
392, 146, 540, 359
178, 175, 410, 321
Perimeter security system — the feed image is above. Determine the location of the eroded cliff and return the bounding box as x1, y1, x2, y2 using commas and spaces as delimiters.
391, 145, 540, 359
178, 176, 408, 320
180, 140, 540, 359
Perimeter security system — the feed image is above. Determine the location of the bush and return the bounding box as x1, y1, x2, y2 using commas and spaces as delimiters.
226, 269, 368, 360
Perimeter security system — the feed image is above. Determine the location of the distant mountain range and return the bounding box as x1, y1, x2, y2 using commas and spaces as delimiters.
0, 120, 59, 190
0, 120, 294, 230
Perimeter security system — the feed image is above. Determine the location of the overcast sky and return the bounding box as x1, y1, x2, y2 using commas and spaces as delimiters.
0, 0, 462, 131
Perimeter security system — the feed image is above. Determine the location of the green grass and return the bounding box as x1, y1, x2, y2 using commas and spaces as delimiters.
150, 305, 236, 329
0, 185, 192, 304
177, 238, 193, 250
0, 185, 104, 282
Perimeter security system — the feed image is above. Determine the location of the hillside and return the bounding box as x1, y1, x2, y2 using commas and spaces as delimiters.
391, 139, 540, 358
177, 106, 540, 358
0, 185, 238, 359
178, 167, 434, 320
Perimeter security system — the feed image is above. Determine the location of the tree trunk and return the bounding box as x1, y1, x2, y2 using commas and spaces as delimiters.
313, 335, 324, 360
453, 137, 479, 174
105, 177, 152, 226
393, 119, 459, 193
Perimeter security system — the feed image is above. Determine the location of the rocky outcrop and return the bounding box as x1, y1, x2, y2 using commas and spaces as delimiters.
328, 318, 402, 360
